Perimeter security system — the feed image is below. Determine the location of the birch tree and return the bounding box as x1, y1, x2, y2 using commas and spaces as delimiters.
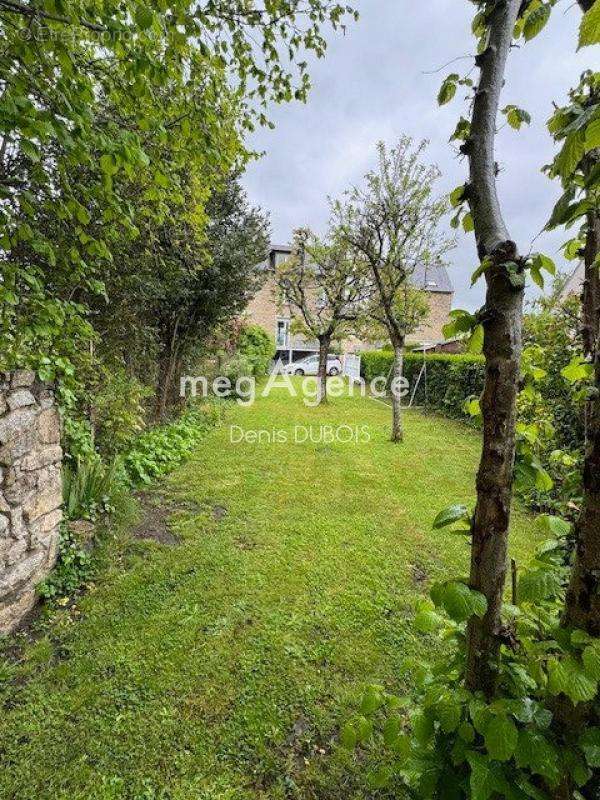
333, 138, 453, 442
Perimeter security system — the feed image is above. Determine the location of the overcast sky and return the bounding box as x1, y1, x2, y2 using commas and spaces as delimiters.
243, 0, 595, 311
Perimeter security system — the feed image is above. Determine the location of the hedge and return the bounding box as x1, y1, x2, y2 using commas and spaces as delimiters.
361, 350, 485, 418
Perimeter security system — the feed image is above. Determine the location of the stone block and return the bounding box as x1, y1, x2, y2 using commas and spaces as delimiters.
10, 370, 36, 389
0, 549, 45, 598
0, 513, 8, 536
29, 508, 62, 545
37, 409, 61, 445
19, 445, 63, 472
0, 589, 37, 634
7, 390, 36, 411
6, 537, 28, 566
0, 408, 37, 446
23, 483, 62, 523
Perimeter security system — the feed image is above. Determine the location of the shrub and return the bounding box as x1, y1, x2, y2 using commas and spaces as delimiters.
361, 351, 485, 417
236, 324, 275, 376
122, 402, 221, 486
92, 367, 152, 458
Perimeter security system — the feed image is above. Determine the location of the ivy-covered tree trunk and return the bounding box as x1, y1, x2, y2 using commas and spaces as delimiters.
317, 333, 331, 405
390, 339, 405, 443
463, 0, 524, 698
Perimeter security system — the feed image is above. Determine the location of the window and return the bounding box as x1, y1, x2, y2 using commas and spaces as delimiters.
276, 319, 290, 348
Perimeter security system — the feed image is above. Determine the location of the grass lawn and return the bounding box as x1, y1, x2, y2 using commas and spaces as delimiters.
0, 384, 540, 800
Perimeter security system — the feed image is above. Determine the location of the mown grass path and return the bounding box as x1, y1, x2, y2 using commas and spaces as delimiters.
0, 387, 539, 800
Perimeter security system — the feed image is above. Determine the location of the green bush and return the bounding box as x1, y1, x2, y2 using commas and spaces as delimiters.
361, 351, 485, 417
122, 402, 222, 486
237, 324, 275, 376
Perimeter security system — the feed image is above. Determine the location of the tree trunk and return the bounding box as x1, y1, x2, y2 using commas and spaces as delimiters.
391, 341, 404, 443
562, 209, 600, 636
317, 334, 331, 405
154, 319, 181, 422
463, 0, 523, 698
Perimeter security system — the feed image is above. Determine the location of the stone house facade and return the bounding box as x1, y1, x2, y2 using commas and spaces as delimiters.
243, 244, 454, 363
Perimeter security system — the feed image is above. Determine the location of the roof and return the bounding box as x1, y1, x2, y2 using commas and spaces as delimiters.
265, 245, 453, 294
410, 262, 453, 294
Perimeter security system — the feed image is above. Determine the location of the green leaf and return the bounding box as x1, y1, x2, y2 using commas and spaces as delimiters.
547, 656, 598, 704
135, 7, 154, 30
555, 129, 586, 178
579, 0, 600, 48
20, 139, 40, 162
438, 74, 459, 106
582, 640, 600, 680
467, 753, 509, 800
562, 357, 594, 384
579, 727, 600, 767
535, 514, 571, 538
515, 729, 560, 784
411, 710, 434, 745
414, 608, 443, 632
484, 714, 518, 762
360, 685, 384, 715
437, 581, 487, 623
524, 3, 551, 40
432, 504, 470, 530
367, 766, 392, 789
468, 323, 484, 354
585, 115, 600, 151
503, 105, 532, 130
518, 566, 562, 602
462, 212, 474, 233
339, 722, 357, 749
450, 185, 466, 207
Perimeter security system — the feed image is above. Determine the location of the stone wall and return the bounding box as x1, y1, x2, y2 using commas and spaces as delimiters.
0, 372, 62, 633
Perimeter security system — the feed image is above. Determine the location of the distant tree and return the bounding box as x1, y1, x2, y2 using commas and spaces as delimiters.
333, 138, 453, 442
276, 228, 368, 404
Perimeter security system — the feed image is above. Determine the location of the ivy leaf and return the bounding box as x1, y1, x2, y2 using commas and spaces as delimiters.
579, 727, 600, 767
579, 0, 600, 48
524, 3, 551, 40
547, 656, 598, 704
484, 714, 518, 762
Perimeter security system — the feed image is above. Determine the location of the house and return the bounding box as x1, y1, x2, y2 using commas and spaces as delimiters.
244, 244, 455, 363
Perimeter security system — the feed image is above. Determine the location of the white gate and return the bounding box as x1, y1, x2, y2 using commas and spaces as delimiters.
343, 353, 361, 383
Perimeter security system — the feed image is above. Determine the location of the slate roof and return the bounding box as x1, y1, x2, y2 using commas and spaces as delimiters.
268, 246, 453, 295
